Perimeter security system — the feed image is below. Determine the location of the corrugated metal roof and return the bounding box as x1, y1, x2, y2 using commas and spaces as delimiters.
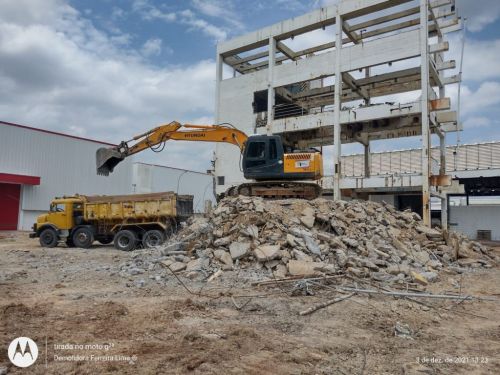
0, 120, 115, 146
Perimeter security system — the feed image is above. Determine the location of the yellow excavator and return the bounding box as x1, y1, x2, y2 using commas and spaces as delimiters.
96, 121, 323, 199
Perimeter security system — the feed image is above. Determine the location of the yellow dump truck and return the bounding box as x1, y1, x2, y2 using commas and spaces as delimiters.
30, 192, 193, 251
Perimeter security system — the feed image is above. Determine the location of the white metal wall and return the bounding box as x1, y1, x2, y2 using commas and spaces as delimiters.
342, 142, 500, 177
132, 163, 215, 213
449, 205, 500, 241
0, 123, 133, 230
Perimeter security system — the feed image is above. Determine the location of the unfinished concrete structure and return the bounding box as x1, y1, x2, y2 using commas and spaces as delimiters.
214, 0, 462, 227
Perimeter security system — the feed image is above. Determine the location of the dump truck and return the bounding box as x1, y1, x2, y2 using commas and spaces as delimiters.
30, 192, 193, 251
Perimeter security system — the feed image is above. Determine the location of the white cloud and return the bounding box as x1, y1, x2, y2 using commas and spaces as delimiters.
191, 0, 244, 30
132, 0, 228, 42
141, 38, 162, 57
111, 7, 127, 21
178, 9, 228, 41
456, 0, 500, 32
132, 0, 176, 22
461, 38, 500, 81
463, 116, 492, 129
0, 0, 216, 172
461, 82, 500, 116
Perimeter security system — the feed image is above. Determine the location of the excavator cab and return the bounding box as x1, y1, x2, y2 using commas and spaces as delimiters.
243, 135, 285, 180
242, 136, 322, 181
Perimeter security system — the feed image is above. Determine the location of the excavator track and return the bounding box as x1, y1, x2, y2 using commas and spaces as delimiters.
226, 181, 321, 200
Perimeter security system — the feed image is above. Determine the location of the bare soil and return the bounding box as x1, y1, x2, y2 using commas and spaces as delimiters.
0, 231, 499, 374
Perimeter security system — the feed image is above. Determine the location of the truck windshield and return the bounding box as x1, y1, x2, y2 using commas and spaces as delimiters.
50, 203, 65, 212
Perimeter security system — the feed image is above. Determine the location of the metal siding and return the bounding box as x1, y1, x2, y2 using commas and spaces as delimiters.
340, 142, 500, 177
133, 163, 215, 213
1, 124, 133, 229
449, 205, 500, 241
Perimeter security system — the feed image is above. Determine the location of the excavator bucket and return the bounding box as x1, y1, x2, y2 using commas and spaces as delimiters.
96, 147, 125, 176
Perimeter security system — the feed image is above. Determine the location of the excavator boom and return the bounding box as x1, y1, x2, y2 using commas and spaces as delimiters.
96, 120, 323, 200
96, 121, 248, 175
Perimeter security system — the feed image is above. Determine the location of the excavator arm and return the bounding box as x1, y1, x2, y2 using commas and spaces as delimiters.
96, 121, 248, 175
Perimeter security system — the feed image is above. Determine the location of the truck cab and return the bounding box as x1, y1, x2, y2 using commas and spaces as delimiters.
30, 197, 85, 247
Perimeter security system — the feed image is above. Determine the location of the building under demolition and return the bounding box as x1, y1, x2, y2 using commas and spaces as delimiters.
213, 0, 463, 228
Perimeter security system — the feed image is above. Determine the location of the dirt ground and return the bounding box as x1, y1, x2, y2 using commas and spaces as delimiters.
0, 231, 499, 375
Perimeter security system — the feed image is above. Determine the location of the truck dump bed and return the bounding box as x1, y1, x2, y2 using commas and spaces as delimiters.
82, 192, 193, 221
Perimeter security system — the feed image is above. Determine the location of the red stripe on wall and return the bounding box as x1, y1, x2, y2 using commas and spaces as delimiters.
0, 173, 40, 185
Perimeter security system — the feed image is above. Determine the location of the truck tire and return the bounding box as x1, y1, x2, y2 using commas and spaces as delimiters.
39, 228, 58, 248
142, 230, 165, 248
114, 230, 137, 251
72, 227, 94, 249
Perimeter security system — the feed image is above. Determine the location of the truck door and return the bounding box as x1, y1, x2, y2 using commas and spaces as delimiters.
46, 202, 72, 230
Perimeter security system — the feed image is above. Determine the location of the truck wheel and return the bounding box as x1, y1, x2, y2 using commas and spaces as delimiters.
66, 238, 75, 248
39, 228, 58, 248
114, 230, 137, 251
72, 227, 94, 249
142, 230, 165, 248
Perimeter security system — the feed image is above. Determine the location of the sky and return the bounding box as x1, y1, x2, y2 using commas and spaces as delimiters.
1, 0, 500, 173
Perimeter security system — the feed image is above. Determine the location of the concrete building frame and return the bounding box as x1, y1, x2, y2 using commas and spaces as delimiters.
214, 0, 462, 227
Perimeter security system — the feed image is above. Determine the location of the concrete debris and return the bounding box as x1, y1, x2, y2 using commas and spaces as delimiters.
394, 322, 413, 339
120, 196, 495, 286
229, 242, 251, 260
169, 262, 187, 273
254, 245, 281, 262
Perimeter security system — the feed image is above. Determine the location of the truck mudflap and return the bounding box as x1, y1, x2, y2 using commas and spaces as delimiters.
29, 232, 37, 238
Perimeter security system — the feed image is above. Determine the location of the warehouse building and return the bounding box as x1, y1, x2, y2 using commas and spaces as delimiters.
0, 121, 215, 231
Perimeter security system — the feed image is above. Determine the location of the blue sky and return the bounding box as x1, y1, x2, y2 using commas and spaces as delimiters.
1, 0, 500, 171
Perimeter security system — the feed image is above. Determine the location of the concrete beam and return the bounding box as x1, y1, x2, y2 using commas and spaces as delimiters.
217, 6, 337, 56
276, 41, 298, 61
430, 98, 451, 111
436, 111, 457, 123
349, 6, 419, 32
341, 72, 369, 101
218, 0, 413, 56
341, 29, 421, 72
342, 21, 360, 44
436, 60, 456, 70
429, 41, 449, 53
339, 0, 413, 21
441, 73, 461, 85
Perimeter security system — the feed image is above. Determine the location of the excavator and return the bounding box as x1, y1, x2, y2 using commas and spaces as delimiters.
96, 121, 323, 199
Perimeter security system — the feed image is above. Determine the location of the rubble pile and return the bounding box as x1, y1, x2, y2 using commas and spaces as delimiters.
120, 196, 496, 286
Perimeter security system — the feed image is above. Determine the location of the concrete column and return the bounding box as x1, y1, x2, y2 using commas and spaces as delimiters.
420, 0, 431, 226
439, 132, 448, 229
267, 37, 276, 135
333, 11, 342, 200
215, 52, 223, 124
365, 67, 371, 105
364, 142, 371, 178
437, 22, 447, 230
